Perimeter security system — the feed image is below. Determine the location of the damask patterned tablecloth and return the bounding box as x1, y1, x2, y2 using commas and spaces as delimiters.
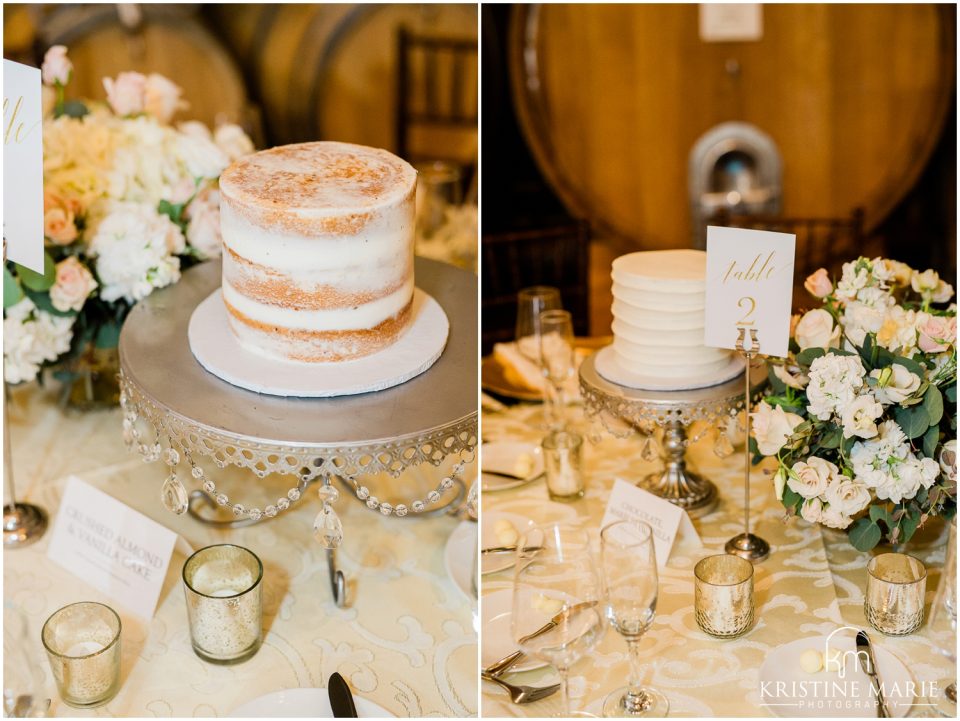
481, 402, 955, 718
4, 385, 478, 718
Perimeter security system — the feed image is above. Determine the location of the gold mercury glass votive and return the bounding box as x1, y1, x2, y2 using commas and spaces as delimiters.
865, 552, 927, 636
182, 544, 263, 664
542, 430, 585, 502
41, 601, 122, 708
694, 554, 755, 638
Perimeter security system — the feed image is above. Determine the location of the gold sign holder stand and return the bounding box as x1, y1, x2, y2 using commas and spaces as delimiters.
724, 326, 770, 562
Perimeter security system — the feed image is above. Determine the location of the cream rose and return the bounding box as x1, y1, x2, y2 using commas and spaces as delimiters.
143, 73, 184, 124
772, 363, 809, 390
50, 257, 98, 312
804, 268, 833, 299
819, 506, 854, 530
214, 123, 255, 162
932, 280, 954, 304
841, 394, 883, 439
917, 313, 956, 353
795, 309, 840, 350
800, 497, 824, 524
41, 45, 72, 86
103, 72, 146, 116
788, 457, 837, 499
752, 401, 804, 456
869, 364, 922, 405
823, 478, 871, 517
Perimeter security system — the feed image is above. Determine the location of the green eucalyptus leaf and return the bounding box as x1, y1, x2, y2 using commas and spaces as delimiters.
23, 288, 76, 317
60, 100, 89, 118
767, 366, 787, 394
3, 266, 24, 308
922, 425, 941, 459
17, 252, 56, 291
900, 510, 921, 543
923, 385, 944, 426
869, 505, 891, 528
94, 321, 121, 349
894, 405, 931, 439
819, 426, 843, 449
946, 385, 957, 403
849, 518, 882, 552
796, 348, 826, 367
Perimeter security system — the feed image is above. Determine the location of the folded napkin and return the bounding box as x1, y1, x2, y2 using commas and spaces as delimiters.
492, 341, 586, 401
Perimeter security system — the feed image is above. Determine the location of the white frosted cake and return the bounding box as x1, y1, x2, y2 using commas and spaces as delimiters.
218, 141, 417, 363
610, 249, 732, 380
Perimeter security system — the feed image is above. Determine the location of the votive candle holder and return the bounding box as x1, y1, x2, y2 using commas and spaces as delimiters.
542, 430, 585, 502
865, 552, 926, 636
41, 601, 122, 708
694, 554, 754, 638
182, 544, 263, 664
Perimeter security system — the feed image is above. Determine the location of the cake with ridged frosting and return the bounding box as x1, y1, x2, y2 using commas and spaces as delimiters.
611, 249, 732, 379
218, 141, 417, 362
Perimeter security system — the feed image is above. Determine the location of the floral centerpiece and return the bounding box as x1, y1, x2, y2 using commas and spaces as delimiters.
3, 46, 254, 389
753, 256, 957, 550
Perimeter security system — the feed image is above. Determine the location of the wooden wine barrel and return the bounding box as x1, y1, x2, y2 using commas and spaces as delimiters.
36, 5, 248, 129
509, 4, 955, 248
210, 4, 478, 158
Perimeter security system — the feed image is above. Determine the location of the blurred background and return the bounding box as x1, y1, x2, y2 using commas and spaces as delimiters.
4, 2, 479, 267
481, 4, 956, 351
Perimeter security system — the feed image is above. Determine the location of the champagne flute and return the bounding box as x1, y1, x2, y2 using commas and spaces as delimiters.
539, 309, 576, 431
515, 286, 562, 365
512, 522, 605, 717
4, 601, 45, 717
933, 516, 957, 717
600, 520, 669, 717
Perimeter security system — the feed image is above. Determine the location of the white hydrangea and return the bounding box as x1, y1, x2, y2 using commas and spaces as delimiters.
850, 420, 939, 504
88, 201, 184, 302
805, 354, 866, 420
3, 297, 75, 384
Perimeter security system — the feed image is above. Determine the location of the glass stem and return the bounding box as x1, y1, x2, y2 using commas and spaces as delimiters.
559, 666, 571, 717
551, 382, 565, 430
624, 637, 650, 710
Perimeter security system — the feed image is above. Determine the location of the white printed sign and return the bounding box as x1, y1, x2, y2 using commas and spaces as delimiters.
704, 225, 796, 359
3, 59, 44, 272
699, 4, 763, 42
47, 477, 179, 620
600, 478, 701, 568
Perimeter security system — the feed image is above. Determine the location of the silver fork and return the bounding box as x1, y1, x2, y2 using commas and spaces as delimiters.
481, 672, 560, 704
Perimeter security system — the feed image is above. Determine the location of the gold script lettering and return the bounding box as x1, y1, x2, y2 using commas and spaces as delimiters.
4, 95, 27, 144
723, 252, 776, 283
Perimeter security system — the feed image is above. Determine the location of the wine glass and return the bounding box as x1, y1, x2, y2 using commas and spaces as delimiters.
512, 522, 605, 717
600, 520, 669, 717
4, 601, 45, 717
515, 286, 562, 367
539, 309, 576, 431
933, 516, 957, 717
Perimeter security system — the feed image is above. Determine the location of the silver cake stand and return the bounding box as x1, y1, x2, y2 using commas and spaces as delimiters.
579, 352, 766, 517
118, 257, 477, 606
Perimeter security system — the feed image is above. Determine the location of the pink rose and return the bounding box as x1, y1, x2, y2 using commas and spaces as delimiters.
50, 257, 97, 312
41, 45, 72, 86
185, 190, 222, 259
918, 314, 956, 353
103, 72, 146, 116
143, 73, 184, 124
804, 268, 833, 299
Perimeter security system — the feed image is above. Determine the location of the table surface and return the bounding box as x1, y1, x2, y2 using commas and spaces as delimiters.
480, 400, 955, 718
4, 384, 478, 718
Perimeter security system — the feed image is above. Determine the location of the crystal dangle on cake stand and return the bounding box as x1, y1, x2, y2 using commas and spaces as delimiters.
579, 352, 767, 517
118, 258, 478, 607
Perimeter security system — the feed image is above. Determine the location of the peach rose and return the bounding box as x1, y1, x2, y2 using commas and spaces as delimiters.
804, 268, 833, 299
103, 72, 146, 116
41, 45, 72, 86
143, 73, 184, 124
50, 257, 97, 312
918, 313, 956, 353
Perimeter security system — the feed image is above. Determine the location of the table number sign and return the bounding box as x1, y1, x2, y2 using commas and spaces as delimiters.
3, 59, 44, 272
704, 225, 796, 359
600, 478, 701, 568
47, 477, 179, 620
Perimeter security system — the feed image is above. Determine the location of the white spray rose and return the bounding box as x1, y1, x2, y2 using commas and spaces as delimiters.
41, 45, 72, 86
795, 309, 841, 349
868, 364, 922, 405
788, 457, 837, 499
800, 497, 824, 524
819, 506, 854, 530
823, 478, 872, 517
751, 401, 804, 456
841, 394, 883, 439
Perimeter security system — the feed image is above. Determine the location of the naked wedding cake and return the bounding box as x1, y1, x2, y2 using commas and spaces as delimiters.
218, 141, 417, 363
611, 249, 732, 380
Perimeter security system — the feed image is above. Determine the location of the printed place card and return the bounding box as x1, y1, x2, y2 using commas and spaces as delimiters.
47, 477, 178, 620
3, 59, 44, 273
600, 478, 701, 568
704, 225, 796, 359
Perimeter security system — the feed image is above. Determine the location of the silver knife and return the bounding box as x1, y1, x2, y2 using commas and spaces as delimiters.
328, 672, 358, 718
855, 630, 890, 718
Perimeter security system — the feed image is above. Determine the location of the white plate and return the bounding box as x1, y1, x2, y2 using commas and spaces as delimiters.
481, 442, 545, 492
594, 344, 746, 391
444, 520, 476, 601
758, 634, 915, 718
481, 511, 536, 575
231, 687, 395, 717
480, 588, 549, 674
189, 288, 449, 398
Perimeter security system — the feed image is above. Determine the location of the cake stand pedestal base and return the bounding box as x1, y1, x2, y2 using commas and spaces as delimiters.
641, 421, 717, 516
725, 532, 771, 562
3, 503, 48, 548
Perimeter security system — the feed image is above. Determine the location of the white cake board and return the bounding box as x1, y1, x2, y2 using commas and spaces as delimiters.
188, 287, 449, 398
593, 344, 746, 391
